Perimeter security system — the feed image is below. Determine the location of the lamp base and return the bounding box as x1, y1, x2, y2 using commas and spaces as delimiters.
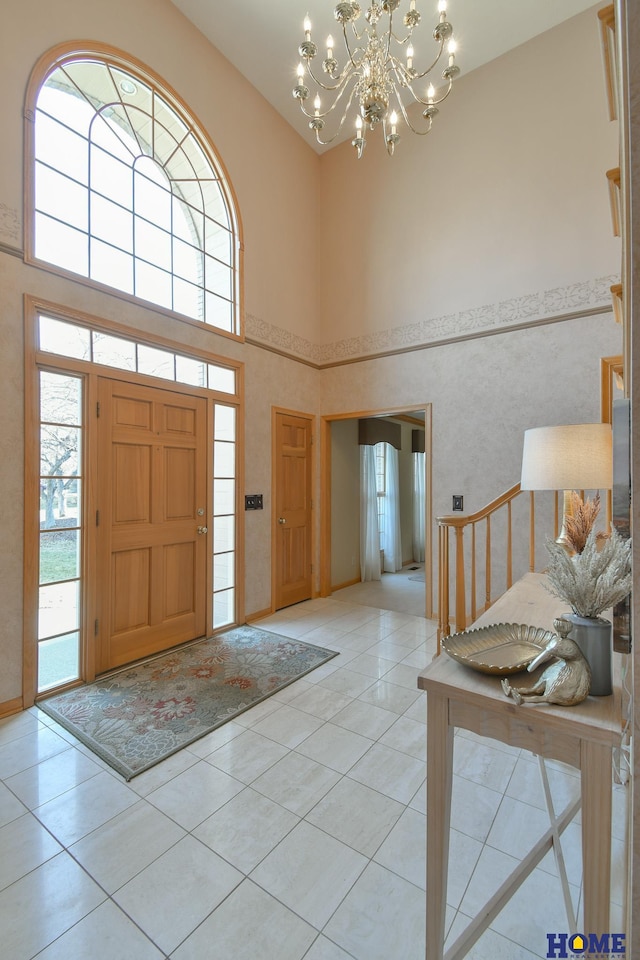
555, 489, 578, 553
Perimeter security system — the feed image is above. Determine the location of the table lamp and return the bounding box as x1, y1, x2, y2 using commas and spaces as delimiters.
520, 423, 613, 548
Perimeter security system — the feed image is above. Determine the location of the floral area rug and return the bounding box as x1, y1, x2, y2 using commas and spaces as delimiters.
38, 626, 338, 780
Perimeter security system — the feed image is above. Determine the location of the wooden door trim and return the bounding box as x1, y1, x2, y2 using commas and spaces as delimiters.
271, 407, 316, 613
23, 298, 244, 706
319, 404, 434, 620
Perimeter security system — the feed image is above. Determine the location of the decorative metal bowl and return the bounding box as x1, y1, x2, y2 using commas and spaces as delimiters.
441, 623, 556, 676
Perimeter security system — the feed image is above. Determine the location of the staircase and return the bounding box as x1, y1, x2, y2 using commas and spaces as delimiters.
436, 484, 564, 648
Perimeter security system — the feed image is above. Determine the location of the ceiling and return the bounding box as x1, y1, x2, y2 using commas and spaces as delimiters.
169, 0, 598, 153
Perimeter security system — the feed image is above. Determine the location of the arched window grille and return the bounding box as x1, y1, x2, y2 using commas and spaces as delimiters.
27, 47, 241, 335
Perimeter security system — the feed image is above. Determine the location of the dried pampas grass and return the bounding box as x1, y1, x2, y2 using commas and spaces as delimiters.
564, 492, 601, 555
545, 526, 632, 619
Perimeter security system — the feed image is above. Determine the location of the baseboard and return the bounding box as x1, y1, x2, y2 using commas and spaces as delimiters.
0, 696, 24, 719
245, 607, 273, 623
331, 576, 361, 592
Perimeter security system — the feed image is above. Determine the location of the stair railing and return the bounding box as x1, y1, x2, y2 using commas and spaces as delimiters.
437, 484, 562, 648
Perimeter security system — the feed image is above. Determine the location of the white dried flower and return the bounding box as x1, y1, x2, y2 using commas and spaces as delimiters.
545, 526, 632, 619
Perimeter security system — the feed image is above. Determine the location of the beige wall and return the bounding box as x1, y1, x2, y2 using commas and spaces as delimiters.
330, 419, 360, 588
320, 311, 621, 601
317, 6, 619, 347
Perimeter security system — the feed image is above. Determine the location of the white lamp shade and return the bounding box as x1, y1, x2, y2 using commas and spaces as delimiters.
521, 423, 613, 491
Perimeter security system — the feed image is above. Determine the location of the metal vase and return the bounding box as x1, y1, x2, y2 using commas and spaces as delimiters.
564, 613, 612, 697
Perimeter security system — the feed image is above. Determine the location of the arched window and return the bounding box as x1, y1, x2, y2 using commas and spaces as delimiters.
27, 46, 241, 335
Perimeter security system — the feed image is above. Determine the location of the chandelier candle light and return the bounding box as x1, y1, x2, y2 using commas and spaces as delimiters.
292, 1, 460, 157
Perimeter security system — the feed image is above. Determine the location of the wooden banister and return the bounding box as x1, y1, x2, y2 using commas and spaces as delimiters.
437, 484, 562, 650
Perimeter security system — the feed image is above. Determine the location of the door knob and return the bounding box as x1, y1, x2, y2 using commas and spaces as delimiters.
278, 517, 286, 524
197, 526, 208, 535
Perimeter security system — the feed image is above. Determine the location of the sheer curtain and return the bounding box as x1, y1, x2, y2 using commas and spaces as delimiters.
360, 445, 381, 581
382, 444, 402, 572
413, 451, 426, 562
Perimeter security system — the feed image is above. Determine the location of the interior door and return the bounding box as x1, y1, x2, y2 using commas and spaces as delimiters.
274, 411, 313, 609
96, 378, 208, 673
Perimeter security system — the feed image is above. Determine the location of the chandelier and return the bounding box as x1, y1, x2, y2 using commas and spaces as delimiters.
292, 1, 460, 157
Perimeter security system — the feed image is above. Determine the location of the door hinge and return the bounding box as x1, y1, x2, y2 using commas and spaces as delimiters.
96, 401, 100, 417
96, 510, 100, 526
94, 619, 99, 636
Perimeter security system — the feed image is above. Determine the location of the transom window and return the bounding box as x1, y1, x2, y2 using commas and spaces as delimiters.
38, 314, 237, 394
31, 51, 240, 334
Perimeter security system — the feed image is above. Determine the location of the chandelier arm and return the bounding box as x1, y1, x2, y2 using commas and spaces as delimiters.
394, 95, 434, 136
388, 29, 414, 46
305, 59, 353, 93
410, 76, 454, 107
342, 22, 362, 70
407, 40, 447, 81
389, 55, 412, 88
298, 72, 359, 123
312, 83, 361, 144
385, 8, 394, 61
349, 18, 364, 44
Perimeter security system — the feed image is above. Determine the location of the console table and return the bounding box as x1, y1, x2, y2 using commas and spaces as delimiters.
418, 573, 622, 960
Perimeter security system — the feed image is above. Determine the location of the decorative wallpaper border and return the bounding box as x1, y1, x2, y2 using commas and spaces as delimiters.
245, 275, 618, 366
0, 204, 20, 244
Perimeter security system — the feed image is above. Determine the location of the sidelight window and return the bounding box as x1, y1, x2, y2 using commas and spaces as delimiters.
38, 371, 83, 691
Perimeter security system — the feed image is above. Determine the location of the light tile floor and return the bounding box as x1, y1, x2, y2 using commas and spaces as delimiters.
0, 595, 628, 960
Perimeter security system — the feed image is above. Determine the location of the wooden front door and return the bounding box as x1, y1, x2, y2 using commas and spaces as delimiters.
96, 378, 208, 673
274, 411, 313, 609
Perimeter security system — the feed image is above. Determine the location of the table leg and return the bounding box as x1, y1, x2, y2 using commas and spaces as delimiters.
426, 690, 454, 960
581, 740, 612, 935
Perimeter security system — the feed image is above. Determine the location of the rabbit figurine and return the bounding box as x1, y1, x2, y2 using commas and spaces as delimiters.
501, 617, 590, 707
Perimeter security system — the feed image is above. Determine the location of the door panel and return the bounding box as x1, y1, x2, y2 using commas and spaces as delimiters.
164, 447, 196, 519
97, 379, 207, 673
113, 444, 151, 522
112, 548, 150, 632
275, 412, 313, 610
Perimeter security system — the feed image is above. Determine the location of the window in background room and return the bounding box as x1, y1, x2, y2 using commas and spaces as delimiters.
375, 441, 386, 551
31, 52, 240, 335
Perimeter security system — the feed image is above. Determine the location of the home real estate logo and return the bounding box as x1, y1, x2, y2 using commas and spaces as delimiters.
546, 932, 626, 958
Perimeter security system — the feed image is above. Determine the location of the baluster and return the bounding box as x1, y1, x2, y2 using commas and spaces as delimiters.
485, 514, 491, 609
454, 525, 466, 633
437, 524, 450, 650
506, 500, 513, 590
437, 483, 533, 639
470, 522, 477, 623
